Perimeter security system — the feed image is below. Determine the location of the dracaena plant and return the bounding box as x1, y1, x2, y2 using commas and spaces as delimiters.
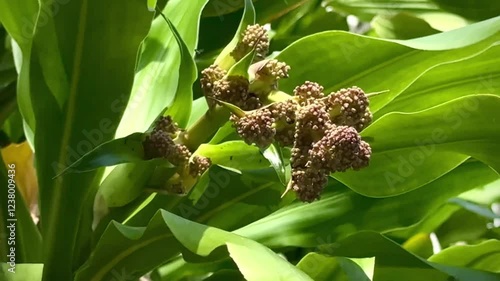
0, 0, 499, 281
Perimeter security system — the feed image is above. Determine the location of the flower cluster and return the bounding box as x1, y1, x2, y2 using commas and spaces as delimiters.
230, 82, 373, 202
143, 116, 211, 177
199, 24, 373, 202
231, 24, 269, 61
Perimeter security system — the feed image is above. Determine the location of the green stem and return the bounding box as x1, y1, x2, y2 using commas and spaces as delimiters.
183, 104, 230, 151
264, 90, 292, 104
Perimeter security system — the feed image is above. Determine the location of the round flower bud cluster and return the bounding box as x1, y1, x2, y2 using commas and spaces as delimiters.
189, 155, 212, 177
231, 24, 269, 62
143, 116, 187, 165
230, 108, 276, 148
326, 86, 373, 131
286, 82, 373, 202
200, 64, 227, 108
212, 76, 261, 110
293, 81, 324, 106
143, 116, 211, 171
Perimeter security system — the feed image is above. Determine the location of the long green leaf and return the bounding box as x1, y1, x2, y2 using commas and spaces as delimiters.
297, 254, 371, 281
276, 17, 499, 113
235, 161, 497, 247
76, 210, 312, 281
376, 45, 500, 116
195, 141, 270, 171
54, 133, 147, 177
0, 0, 38, 144
159, 15, 198, 128
0, 263, 43, 281
335, 94, 500, 196
27, 1, 152, 279
116, 0, 209, 138
428, 240, 500, 272
321, 231, 500, 281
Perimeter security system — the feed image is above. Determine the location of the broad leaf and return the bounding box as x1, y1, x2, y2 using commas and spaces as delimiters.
428, 240, 500, 272
76, 210, 312, 281
27, 1, 153, 279
160, 15, 198, 128
116, 0, 209, 137
376, 45, 500, 116
54, 133, 146, 177
235, 162, 497, 247
297, 253, 371, 281
276, 17, 499, 114
335, 94, 500, 196
0, 263, 43, 281
195, 141, 270, 171
320, 231, 500, 280
0, 0, 38, 141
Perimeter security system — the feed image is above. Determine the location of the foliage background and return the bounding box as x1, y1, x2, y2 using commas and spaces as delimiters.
0, 0, 499, 280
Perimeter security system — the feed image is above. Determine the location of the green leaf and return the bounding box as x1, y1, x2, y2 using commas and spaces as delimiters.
335, 94, 500, 197
428, 240, 500, 273
276, 17, 499, 114
448, 198, 500, 219
372, 12, 440, 39
159, 14, 198, 128
327, 0, 440, 21
76, 210, 312, 281
195, 141, 270, 171
0, 0, 39, 140
54, 133, 147, 177
235, 161, 497, 248
27, 1, 153, 279
98, 161, 162, 207
297, 253, 371, 281
261, 144, 287, 185
147, 0, 157, 11
116, 0, 209, 138
0, 263, 43, 281
214, 99, 246, 118
214, 0, 256, 70
431, 0, 500, 21
320, 231, 500, 281
226, 47, 255, 78
376, 45, 500, 116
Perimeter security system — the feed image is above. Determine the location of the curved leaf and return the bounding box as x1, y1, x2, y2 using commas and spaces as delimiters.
276, 17, 499, 114
376, 45, 500, 116
297, 254, 371, 281
195, 141, 270, 171
54, 133, 146, 177
116, 0, 209, 137
321, 231, 500, 281
431, 0, 500, 21
27, 1, 153, 279
235, 161, 497, 248
0, 0, 38, 141
160, 15, 197, 128
76, 210, 312, 281
335, 94, 500, 196
428, 240, 500, 272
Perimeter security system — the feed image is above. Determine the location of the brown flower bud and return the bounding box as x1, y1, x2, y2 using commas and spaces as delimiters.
230, 108, 276, 148
291, 168, 328, 202
294, 81, 325, 106
189, 155, 212, 177
231, 24, 269, 61
326, 87, 372, 131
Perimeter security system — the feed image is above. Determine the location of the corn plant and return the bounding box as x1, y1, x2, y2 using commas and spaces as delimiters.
0, 0, 499, 280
